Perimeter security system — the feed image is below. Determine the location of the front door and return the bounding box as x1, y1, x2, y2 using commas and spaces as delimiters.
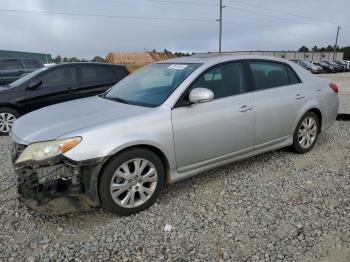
24, 66, 78, 112
172, 61, 255, 171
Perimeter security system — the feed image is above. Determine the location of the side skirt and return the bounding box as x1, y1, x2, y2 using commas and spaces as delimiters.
169, 136, 293, 183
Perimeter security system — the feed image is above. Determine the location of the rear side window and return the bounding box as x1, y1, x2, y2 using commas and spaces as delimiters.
190, 62, 246, 99
40, 67, 76, 86
249, 61, 300, 91
23, 59, 41, 69
81, 65, 117, 82
1, 60, 22, 70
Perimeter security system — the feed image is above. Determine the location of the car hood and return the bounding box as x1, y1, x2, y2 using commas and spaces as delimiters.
11, 96, 153, 144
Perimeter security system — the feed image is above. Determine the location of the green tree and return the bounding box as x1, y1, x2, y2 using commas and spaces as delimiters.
53, 55, 62, 63
298, 46, 309, 52
325, 45, 333, 51
341, 46, 350, 60
91, 56, 106, 63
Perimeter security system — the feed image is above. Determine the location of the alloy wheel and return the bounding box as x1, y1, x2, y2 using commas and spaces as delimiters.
0, 112, 16, 133
298, 116, 317, 149
110, 158, 158, 208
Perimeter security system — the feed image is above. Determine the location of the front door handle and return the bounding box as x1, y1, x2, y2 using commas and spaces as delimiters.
239, 105, 253, 112
295, 94, 305, 100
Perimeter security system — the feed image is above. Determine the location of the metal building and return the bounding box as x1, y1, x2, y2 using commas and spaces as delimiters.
0, 50, 52, 63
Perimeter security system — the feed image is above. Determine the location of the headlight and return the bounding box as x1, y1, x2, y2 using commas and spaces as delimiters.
16, 137, 82, 165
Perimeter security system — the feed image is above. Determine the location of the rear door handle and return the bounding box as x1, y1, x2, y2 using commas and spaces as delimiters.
295, 94, 305, 100
239, 105, 253, 112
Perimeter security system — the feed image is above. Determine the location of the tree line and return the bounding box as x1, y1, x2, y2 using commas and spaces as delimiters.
298, 45, 350, 59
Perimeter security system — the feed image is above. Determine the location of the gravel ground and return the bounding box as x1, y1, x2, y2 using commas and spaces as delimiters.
0, 74, 350, 261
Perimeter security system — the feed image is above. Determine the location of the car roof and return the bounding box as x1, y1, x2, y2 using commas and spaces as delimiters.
51, 62, 124, 67
157, 54, 295, 65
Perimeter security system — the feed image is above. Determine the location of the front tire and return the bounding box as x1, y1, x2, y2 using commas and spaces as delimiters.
291, 111, 320, 154
0, 107, 20, 136
99, 148, 165, 216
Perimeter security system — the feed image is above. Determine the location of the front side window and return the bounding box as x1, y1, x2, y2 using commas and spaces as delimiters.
190, 62, 247, 99
40, 67, 76, 87
105, 63, 201, 107
249, 61, 299, 91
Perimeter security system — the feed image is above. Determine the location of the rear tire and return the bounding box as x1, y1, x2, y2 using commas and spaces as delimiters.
0, 107, 20, 136
99, 148, 165, 216
291, 111, 320, 154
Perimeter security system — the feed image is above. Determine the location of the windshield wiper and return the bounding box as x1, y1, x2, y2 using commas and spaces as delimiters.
103, 96, 132, 104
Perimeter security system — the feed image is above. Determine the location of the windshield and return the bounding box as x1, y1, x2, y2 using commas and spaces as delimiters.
320, 62, 329, 66
9, 67, 49, 87
104, 63, 201, 107
301, 60, 313, 66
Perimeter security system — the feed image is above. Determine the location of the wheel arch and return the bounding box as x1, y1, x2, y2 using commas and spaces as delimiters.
308, 108, 322, 133
0, 104, 22, 115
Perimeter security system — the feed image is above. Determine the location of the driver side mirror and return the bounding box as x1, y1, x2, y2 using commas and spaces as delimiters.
189, 88, 214, 104
27, 79, 42, 90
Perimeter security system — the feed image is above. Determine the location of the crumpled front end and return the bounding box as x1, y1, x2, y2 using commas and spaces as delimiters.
12, 142, 104, 215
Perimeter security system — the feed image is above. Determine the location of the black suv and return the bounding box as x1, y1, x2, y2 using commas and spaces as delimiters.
0, 62, 130, 135
0, 58, 44, 85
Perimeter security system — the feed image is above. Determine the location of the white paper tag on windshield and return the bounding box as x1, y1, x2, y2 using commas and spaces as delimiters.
168, 64, 188, 70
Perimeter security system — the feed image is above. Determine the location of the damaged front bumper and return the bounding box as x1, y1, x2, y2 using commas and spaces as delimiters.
12, 142, 105, 214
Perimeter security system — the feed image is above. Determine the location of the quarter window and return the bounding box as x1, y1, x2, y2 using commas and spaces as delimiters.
249, 61, 300, 91
190, 62, 246, 99
81, 65, 116, 82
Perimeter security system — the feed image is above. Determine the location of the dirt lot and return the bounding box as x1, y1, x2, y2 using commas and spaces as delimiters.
0, 73, 349, 261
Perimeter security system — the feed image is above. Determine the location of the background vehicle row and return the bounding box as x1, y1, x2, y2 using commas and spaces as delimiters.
0, 62, 130, 135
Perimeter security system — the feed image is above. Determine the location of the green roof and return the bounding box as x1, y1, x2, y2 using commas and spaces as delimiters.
0, 50, 52, 63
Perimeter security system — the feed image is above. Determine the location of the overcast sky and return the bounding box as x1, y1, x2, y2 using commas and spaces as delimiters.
0, 0, 349, 59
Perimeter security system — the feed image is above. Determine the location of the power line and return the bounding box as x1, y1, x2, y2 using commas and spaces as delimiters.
225, 5, 336, 31
0, 9, 214, 22
0, 8, 337, 43
226, 0, 348, 27
224, 20, 333, 42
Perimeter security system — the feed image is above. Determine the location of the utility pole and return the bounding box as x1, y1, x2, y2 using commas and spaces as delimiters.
333, 26, 340, 60
218, 0, 225, 54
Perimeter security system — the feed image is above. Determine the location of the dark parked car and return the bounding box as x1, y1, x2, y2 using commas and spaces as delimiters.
0, 58, 44, 85
334, 60, 349, 71
292, 60, 323, 74
312, 61, 336, 73
321, 61, 343, 72
0, 62, 130, 135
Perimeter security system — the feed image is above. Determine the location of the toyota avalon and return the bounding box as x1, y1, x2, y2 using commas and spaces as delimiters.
10, 55, 339, 215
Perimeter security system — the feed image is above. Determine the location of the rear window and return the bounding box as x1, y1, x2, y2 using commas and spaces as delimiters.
249, 61, 300, 91
23, 59, 41, 69
81, 65, 119, 82
1, 60, 22, 70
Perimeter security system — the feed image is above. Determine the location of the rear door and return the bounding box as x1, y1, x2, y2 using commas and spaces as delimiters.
24, 65, 78, 111
248, 60, 304, 148
0, 59, 24, 84
76, 64, 127, 98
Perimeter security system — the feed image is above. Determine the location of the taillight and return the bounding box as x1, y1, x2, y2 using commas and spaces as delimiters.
127, 68, 133, 74
329, 82, 338, 93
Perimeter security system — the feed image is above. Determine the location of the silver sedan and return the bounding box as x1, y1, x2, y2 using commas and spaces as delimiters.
10, 55, 339, 215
